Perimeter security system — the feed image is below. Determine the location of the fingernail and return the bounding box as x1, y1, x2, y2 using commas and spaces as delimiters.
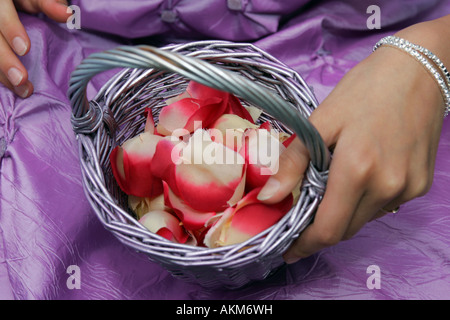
257, 177, 280, 201
12, 37, 28, 56
58, 0, 68, 5
14, 85, 29, 98
7, 67, 23, 87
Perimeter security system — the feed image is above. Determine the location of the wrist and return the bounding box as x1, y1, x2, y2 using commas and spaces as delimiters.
373, 35, 450, 117
394, 15, 450, 68
366, 43, 445, 120
384, 17, 450, 117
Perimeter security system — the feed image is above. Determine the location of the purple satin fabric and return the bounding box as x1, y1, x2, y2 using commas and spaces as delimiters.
1, 0, 449, 300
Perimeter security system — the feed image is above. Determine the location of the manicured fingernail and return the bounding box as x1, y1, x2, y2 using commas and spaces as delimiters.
12, 37, 28, 56
14, 85, 29, 98
7, 67, 23, 86
56, 0, 69, 8
257, 177, 280, 201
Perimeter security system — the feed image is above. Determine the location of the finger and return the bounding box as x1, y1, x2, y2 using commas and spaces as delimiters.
343, 162, 407, 236
370, 201, 403, 222
257, 137, 310, 204
389, 143, 437, 205
257, 95, 342, 205
0, 70, 34, 98
38, 0, 71, 23
371, 211, 388, 221
367, 137, 436, 224
14, 0, 70, 22
343, 195, 396, 239
0, 0, 30, 56
0, 33, 32, 97
282, 142, 367, 263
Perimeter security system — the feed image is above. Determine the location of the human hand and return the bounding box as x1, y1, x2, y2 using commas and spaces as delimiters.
257, 18, 449, 264
0, 0, 71, 98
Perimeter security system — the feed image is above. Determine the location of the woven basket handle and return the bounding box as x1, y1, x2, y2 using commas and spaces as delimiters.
68, 45, 330, 172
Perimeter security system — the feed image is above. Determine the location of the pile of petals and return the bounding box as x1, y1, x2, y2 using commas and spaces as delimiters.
110, 81, 299, 248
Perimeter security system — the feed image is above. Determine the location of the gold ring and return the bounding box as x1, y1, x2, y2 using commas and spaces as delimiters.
381, 206, 400, 214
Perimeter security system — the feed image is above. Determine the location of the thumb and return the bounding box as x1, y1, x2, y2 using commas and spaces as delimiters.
256, 99, 340, 204
256, 136, 310, 204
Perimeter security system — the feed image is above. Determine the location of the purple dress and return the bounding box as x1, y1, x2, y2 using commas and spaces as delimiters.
0, 0, 449, 299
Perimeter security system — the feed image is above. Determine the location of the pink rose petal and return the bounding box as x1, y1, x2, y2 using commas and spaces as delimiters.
282, 133, 296, 147
139, 210, 189, 244
204, 189, 293, 248
174, 130, 246, 212
259, 121, 272, 132
157, 91, 226, 135
151, 137, 185, 196
186, 81, 255, 123
156, 97, 202, 135
128, 193, 168, 219
210, 114, 258, 151
110, 131, 164, 197
163, 182, 216, 231
241, 128, 286, 190
165, 91, 191, 106
186, 81, 225, 100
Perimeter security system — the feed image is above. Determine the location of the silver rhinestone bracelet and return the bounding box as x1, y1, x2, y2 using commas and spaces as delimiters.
374, 36, 450, 118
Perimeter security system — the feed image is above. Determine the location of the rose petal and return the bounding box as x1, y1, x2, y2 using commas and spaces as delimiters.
157, 96, 225, 135
222, 203, 286, 245
241, 128, 286, 190
128, 193, 168, 219
183, 97, 225, 132
165, 91, 191, 106
163, 182, 216, 230
202, 208, 234, 248
151, 136, 186, 196
236, 187, 294, 214
210, 114, 258, 151
174, 130, 246, 212
225, 94, 255, 123
139, 210, 189, 244
226, 169, 247, 207
156, 98, 201, 136
245, 160, 270, 190
258, 121, 292, 144
259, 121, 272, 132
282, 133, 296, 147
186, 81, 255, 123
210, 114, 257, 132
245, 105, 263, 123
110, 131, 164, 197
186, 80, 225, 101
204, 189, 293, 248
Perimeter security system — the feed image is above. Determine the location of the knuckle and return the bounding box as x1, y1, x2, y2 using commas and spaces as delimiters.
348, 151, 375, 181
379, 171, 407, 199
348, 154, 375, 184
419, 177, 433, 196
315, 229, 342, 248
408, 174, 433, 199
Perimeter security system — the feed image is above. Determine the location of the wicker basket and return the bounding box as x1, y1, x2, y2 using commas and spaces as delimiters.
68, 40, 329, 289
